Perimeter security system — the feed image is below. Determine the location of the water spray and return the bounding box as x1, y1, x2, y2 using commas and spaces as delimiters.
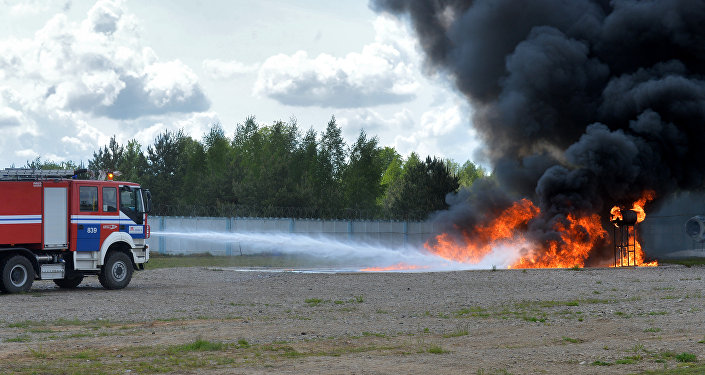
150, 230, 516, 272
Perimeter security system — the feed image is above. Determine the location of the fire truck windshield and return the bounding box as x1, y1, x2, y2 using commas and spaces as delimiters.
120, 186, 144, 224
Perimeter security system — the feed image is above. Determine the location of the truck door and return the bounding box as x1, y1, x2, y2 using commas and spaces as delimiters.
100, 186, 120, 241
43, 186, 67, 249
75, 185, 100, 251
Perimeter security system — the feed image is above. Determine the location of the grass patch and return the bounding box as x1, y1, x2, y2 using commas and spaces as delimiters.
615, 355, 641, 364
676, 352, 697, 363
443, 324, 469, 338
644, 327, 661, 333
521, 315, 546, 323
455, 306, 489, 318
168, 339, 227, 354
237, 339, 250, 348
0, 333, 420, 374
562, 336, 582, 344
304, 298, 323, 307
8, 321, 32, 328
591, 360, 612, 366
660, 258, 705, 267
427, 345, 449, 354
639, 364, 705, 374
5, 334, 30, 343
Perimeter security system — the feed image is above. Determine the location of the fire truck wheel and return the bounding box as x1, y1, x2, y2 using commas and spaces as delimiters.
53, 275, 84, 289
0, 255, 35, 293
99, 252, 133, 290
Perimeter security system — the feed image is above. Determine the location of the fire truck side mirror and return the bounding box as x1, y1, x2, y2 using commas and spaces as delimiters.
143, 189, 152, 213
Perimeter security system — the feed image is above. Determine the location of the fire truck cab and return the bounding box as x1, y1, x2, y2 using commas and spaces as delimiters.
0, 168, 152, 293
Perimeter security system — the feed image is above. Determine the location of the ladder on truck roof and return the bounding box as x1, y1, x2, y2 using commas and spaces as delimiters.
0, 168, 84, 181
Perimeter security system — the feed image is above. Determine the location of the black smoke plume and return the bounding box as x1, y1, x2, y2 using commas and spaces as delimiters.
371, 0, 705, 263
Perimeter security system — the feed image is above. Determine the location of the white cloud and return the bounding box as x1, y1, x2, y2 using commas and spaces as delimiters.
86, 0, 122, 34
0, 0, 209, 120
0, 106, 23, 128
174, 111, 221, 139
253, 16, 420, 108
133, 122, 167, 149
130, 112, 220, 149
202, 59, 259, 80
395, 102, 480, 162
0, 0, 213, 166
6, 0, 53, 16
338, 108, 412, 138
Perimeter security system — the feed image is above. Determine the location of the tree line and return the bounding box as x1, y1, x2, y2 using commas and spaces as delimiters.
27, 116, 485, 221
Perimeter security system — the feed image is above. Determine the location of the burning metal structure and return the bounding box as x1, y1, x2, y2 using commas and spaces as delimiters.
611, 208, 639, 267
372, 0, 704, 268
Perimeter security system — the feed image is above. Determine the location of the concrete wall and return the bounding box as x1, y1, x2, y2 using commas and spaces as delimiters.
147, 216, 438, 255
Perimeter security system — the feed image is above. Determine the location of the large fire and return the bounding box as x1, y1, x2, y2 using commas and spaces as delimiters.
425, 192, 658, 269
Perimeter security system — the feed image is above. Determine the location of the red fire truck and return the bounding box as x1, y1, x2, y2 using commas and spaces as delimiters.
0, 168, 152, 293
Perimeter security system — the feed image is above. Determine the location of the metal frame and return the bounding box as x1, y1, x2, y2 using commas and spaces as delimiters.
614, 223, 637, 267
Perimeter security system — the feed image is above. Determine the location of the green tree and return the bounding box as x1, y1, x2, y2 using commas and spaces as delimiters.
145, 129, 192, 208
231, 116, 261, 206
179, 137, 206, 205
318, 116, 346, 210
384, 154, 459, 220
378, 147, 403, 204
25, 157, 80, 171
231, 118, 303, 210
202, 123, 234, 204
293, 127, 320, 209
119, 140, 148, 184
260, 119, 300, 207
89, 135, 124, 173
342, 130, 384, 211
457, 160, 485, 188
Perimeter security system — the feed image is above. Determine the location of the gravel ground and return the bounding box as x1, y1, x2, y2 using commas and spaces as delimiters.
1, 264, 704, 374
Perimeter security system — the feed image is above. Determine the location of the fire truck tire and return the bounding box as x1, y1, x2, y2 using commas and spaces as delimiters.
53, 276, 84, 289
99, 252, 133, 290
0, 255, 35, 293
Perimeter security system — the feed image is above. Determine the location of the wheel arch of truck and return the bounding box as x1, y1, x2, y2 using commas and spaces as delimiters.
0, 247, 40, 275
98, 232, 138, 268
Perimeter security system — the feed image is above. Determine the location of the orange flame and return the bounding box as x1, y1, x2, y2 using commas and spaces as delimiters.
424, 191, 658, 269
425, 199, 606, 269
610, 206, 622, 221
424, 199, 538, 265
611, 190, 658, 267
511, 213, 606, 269
360, 263, 428, 272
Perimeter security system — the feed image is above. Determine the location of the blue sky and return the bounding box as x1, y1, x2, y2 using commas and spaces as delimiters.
0, 0, 482, 168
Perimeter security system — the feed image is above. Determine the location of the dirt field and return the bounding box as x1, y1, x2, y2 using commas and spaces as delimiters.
1, 264, 704, 374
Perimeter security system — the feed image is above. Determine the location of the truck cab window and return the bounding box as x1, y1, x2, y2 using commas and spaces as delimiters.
79, 186, 98, 212
120, 186, 143, 224
103, 187, 117, 212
